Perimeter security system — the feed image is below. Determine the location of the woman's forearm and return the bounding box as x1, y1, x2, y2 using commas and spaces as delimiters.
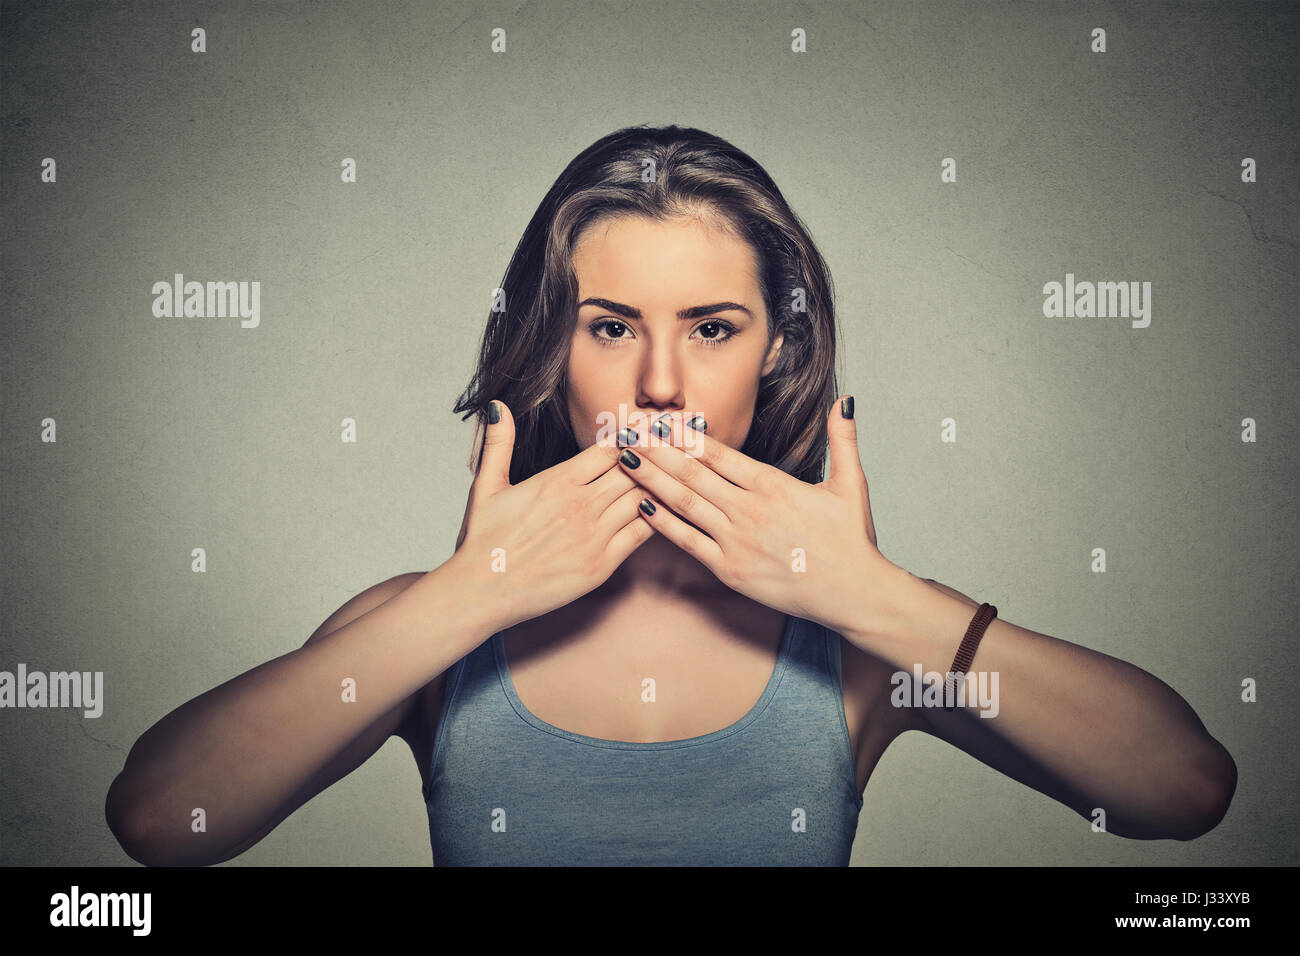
852, 564, 1237, 839
105, 555, 501, 865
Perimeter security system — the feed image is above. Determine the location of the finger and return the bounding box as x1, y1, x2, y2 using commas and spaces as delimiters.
616, 439, 731, 540
454, 492, 472, 551
559, 426, 626, 485
604, 504, 659, 568
474, 400, 516, 494
824, 394, 864, 491
631, 493, 724, 569
597, 484, 660, 542
627, 413, 746, 517
655, 411, 769, 491
587, 457, 639, 512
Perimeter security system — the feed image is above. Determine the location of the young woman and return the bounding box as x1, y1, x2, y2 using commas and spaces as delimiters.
106, 125, 1236, 866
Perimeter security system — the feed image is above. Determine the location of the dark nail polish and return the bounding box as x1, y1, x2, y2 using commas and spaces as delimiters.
618, 427, 639, 447
686, 415, 707, 432
651, 419, 672, 440
639, 498, 655, 516
840, 397, 854, 420
620, 449, 640, 469
487, 401, 500, 424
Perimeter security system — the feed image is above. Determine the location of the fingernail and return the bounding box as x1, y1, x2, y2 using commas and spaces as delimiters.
686, 415, 707, 432
620, 449, 641, 469
639, 498, 656, 516
618, 427, 639, 447
651, 418, 672, 440
840, 397, 854, 420
487, 401, 500, 424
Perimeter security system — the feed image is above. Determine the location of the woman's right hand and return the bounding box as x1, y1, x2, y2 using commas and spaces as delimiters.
448, 400, 657, 630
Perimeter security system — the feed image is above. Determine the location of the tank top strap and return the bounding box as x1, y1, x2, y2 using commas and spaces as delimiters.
772, 614, 851, 718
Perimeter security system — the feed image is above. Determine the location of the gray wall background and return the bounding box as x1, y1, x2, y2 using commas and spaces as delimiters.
2, 0, 1296, 866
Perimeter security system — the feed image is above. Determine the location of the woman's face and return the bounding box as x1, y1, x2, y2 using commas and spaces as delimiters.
566, 214, 783, 454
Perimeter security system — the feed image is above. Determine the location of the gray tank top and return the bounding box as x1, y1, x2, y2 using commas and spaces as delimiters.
423, 614, 864, 865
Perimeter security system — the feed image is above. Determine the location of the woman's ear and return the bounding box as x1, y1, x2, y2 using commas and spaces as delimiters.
761, 330, 784, 376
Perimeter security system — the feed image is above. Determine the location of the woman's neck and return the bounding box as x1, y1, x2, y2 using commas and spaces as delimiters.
600, 531, 729, 601
514, 529, 780, 643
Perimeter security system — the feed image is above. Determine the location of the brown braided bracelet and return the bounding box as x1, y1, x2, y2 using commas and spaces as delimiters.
943, 602, 998, 711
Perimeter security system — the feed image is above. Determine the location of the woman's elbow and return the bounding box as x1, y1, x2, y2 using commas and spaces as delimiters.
1174, 740, 1237, 841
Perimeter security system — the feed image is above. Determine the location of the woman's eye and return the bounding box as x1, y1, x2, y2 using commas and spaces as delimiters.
589, 320, 631, 345
586, 319, 738, 348
693, 321, 738, 347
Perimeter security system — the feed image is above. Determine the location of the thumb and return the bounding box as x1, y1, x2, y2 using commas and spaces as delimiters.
824, 394, 862, 491
475, 399, 516, 495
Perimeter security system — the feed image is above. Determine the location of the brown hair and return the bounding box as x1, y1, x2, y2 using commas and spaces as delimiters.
453, 124, 840, 486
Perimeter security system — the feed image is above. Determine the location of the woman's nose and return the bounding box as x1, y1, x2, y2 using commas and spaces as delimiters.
636, 345, 685, 397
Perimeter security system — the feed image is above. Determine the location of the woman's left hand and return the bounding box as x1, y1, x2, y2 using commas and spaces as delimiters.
616, 395, 903, 642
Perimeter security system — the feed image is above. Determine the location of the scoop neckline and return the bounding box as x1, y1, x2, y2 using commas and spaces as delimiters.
493, 613, 797, 751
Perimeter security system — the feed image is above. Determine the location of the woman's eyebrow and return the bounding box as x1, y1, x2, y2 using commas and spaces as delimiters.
578, 297, 753, 321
